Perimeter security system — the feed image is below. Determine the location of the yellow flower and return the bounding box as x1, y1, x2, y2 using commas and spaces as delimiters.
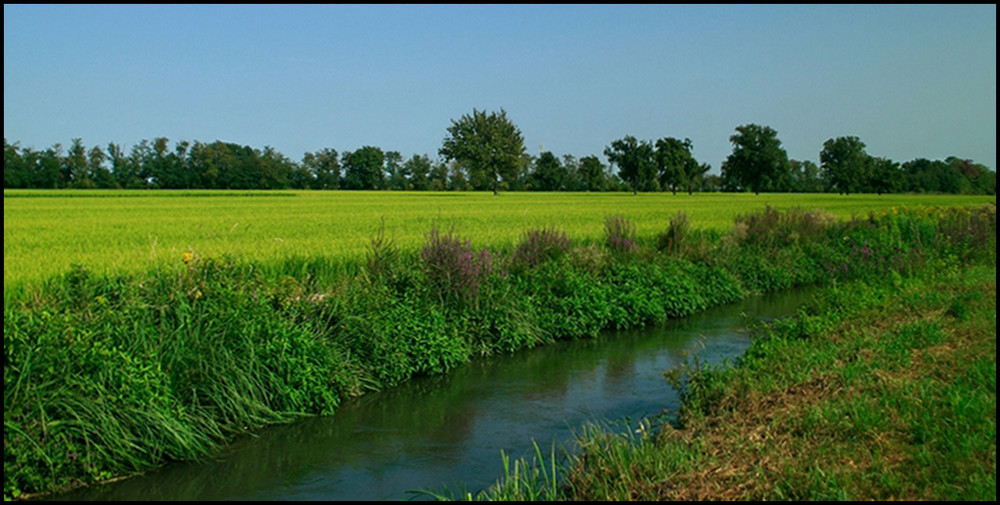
182, 252, 193, 264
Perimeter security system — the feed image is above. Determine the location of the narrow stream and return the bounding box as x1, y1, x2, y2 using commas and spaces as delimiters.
53, 288, 815, 501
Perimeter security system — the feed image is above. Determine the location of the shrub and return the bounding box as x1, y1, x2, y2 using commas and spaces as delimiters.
511, 227, 573, 273
421, 226, 494, 309
731, 206, 836, 249
604, 215, 638, 255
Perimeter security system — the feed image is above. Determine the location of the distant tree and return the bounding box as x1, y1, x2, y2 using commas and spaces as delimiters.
257, 145, 294, 189
789, 159, 824, 193
405, 154, 432, 191
289, 160, 314, 190
86, 145, 115, 188
684, 162, 711, 194
342, 146, 385, 190
531, 151, 566, 191
820, 136, 870, 195
702, 173, 724, 192
63, 138, 88, 187
506, 152, 533, 191
561, 154, 584, 191
946, 156, 995, 194
107, 142, 139, 188
867, 156, 903, 195
439, 108, 527, 195
383, 150, 408, 190
605, 135, 657, 194
720, 124, 789, 194
302, 148, 340, 190
654, 137, 693, 194
428, 159, 449, 191
37, 144, 64, 189
446, 159, 471, 191
578, 155, 607, 192
4, 139, 27, 188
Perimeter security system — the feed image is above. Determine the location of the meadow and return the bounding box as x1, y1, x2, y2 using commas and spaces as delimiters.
4, 189, 994, 291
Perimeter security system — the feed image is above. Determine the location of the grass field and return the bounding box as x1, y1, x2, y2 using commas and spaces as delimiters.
4, 190, 994, 289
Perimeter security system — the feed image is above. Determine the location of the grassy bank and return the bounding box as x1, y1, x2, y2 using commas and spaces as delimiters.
467, 230, 996, 500
4, 203, 995, 499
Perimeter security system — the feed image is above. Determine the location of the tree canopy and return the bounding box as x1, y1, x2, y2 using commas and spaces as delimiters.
604, 135, 657, 194
820, 136, 870, 195
4, 127, 993, 195
720, 124, 790, 194
438, 108, 527, 195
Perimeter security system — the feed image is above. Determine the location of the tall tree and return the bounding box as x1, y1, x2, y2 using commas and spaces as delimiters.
302, 148, 340, 190
578, 155, 607, 192
428, 159, 449, 191
405, 154, 432, 191
439, 108, 527, 195
531, 151, 566, 191
86, 145, 114, 188
4, 139, 27, 188
868, 156, 902, 195
720, 124, 790, 195
384, 150, 408, 190
820, 136, 869, 195
342, 146, 385, 190
654, 137, 696, 195
789, 159, 823, 193
684, 162, 711, 195
64, 138, 88, 187
604, 135, 656, 194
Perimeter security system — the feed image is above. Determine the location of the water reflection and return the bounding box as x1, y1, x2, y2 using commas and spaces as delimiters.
52, 288, 814, 501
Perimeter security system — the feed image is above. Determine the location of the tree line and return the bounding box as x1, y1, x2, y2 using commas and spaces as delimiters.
4, 110, 994, 195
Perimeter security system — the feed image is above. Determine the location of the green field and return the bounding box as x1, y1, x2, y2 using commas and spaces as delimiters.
4, 190, 994, 289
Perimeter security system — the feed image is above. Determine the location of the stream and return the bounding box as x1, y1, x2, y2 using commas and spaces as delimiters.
52, 288, 815, 501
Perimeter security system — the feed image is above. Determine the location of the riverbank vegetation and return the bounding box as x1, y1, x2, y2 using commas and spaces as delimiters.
463, 214, 996, 500
4, 202, 995, 500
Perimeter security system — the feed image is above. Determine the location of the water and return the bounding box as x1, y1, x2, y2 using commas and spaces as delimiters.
52, 288, 814, 501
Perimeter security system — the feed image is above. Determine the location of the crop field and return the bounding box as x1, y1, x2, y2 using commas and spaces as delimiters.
3, 189, 994, 289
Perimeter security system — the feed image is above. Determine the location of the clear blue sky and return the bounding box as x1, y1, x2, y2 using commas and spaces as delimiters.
4, 4, 996, 173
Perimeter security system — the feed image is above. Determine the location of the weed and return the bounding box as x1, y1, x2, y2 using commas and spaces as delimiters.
604, 215, 638, 255
421, 226, 494, 309
511, 227, 573, 273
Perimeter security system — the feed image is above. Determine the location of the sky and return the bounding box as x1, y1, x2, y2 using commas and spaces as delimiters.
4, 4, 997, 173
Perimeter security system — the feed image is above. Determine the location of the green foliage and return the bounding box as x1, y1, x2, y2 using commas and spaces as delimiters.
341, 146, 386, 190
654, 137, 699, 195
604, 135, 657, 193
530, 151, 568, 191
438, 108, 527, 195
4, 202, 997, 499
720, 123, 790, 194
820, 136, 870, 195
